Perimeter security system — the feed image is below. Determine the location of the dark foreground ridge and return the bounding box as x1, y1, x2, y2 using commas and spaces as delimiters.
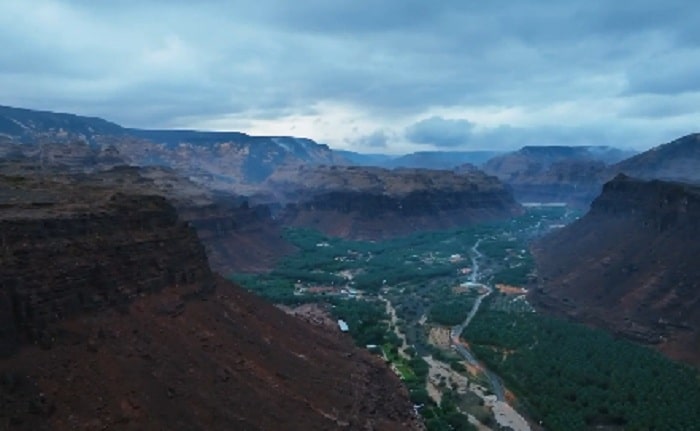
0, 173, 421, 430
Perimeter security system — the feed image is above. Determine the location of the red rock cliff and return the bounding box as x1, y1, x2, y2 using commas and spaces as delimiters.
532, 174, 700, 367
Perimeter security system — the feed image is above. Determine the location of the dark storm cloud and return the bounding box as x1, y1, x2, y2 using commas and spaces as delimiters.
350, 130, 390, 149
0, 0, 698, 150
620, 94, 700, 119
405, 117, 475, 148
404, 116, 634, 150
624, 54, 700, 95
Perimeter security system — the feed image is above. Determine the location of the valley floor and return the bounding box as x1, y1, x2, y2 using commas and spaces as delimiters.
233, 206, 700, 431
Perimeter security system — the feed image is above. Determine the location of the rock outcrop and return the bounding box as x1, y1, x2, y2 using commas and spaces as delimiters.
532, 174, 700, 366
266, 165, 522, 239
0, 171, 421, 430
0, 184, 213, 355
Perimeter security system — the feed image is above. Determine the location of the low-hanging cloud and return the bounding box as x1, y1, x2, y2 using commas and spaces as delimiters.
350, 130, 390, 149
405, 116, 648, 150
405, 117, 475, 147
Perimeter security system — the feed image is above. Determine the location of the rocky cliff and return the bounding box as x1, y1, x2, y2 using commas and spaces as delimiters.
0, 172, 420, 430
532, 174, 700, 366
0, 104, 345, 194
266, 165, 522, 239
0, 178, 213, 355
179, 201, 295, 274
613, 133, 700, 184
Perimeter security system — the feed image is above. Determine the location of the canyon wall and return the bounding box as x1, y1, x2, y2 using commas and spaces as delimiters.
0, 193, 213, 354
532, 174, 700, 366
0, 172, 420, 430
268, 165, 522, 239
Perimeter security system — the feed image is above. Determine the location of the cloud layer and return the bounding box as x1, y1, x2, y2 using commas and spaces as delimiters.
1, 0, 699, 153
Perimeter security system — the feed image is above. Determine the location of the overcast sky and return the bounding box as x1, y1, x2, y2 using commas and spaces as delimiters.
1, 1, 699, 154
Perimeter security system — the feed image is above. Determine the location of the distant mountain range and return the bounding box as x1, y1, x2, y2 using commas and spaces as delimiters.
2, 104, 699, 206
482, 137, 700, 207
0, 105, 344, 191
481, 145, 639, 207
335, 150, 502, 169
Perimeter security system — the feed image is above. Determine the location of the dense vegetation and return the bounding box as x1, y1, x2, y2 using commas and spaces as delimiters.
389, 352, 476, 431
428, 294, 477, 326
327, 298, 397, 347
233, 208, 636, 431
464, 310, 700, 431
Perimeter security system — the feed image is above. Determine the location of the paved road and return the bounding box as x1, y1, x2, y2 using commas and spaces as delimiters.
450, 238, 506, 401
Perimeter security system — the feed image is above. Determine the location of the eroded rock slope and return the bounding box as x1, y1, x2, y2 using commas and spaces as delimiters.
532, 174, 700, 366
0, 173, 420, 430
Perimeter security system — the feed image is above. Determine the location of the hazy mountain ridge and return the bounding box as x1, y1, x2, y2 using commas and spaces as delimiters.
481, 148, 615, 207
335, 150, 502, 169
265, 165, 522, 239
481, 137, 700, 207
0, 105, 344, 190
613, 133, 700, 183
0, 105, 125, 143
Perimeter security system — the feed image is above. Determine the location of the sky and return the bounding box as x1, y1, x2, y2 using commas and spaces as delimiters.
1, 1, 699, 154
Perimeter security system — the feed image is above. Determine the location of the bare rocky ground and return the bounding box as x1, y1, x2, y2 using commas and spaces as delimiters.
0, 278, 423, 431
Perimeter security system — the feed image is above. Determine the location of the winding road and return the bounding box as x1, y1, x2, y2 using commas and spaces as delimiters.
449, 238, 506, 401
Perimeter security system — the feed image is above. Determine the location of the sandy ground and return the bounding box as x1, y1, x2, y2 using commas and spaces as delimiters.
427, 326, 452, 349
469, 386, 531, 431
381, 296, 410, 358
495, 284, 528, 295
423, 356, 471, 398
278, 303, 337, 329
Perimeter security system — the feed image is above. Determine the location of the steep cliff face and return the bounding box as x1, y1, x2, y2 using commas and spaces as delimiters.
532, 175, 700, 366
22, 165, 293, 274
0, 191, 213, 355
0, 173, 420, 430
267, 165, 522, 239
179, 201, 295, 274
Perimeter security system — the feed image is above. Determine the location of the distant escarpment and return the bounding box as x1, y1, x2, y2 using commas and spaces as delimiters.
482, 145, 636, 208
267, 165, 522, 239
335, 150, 503, 170
0, 104, 345, 194
532, 174, 700, 366
0, 172, 420, 430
